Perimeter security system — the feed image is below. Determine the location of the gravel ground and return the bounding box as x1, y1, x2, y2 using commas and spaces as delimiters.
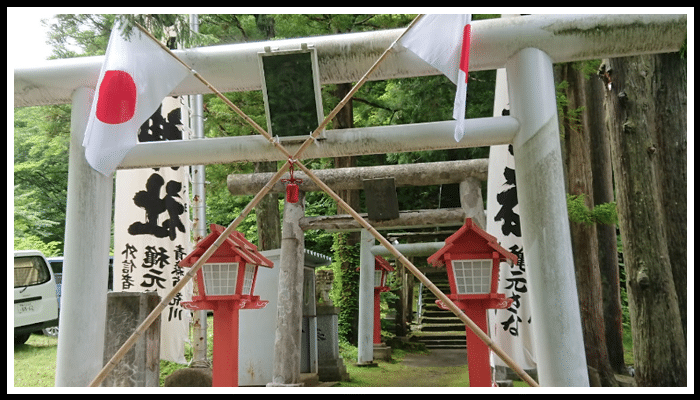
400, 349, 469, 368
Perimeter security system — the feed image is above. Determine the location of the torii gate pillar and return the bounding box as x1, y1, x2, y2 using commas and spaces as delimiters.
506, 47, 589, 386
55, 87, 113, 386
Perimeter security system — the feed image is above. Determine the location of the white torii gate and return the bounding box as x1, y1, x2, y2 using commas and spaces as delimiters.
13, 14, 686, 387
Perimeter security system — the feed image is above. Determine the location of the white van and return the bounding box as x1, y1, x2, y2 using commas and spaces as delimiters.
14, 250, 59, 345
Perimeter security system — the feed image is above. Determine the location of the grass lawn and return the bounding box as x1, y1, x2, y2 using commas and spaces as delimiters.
13, 333, 58, 387
335, 344, 530, 388
13, 316, 635, 388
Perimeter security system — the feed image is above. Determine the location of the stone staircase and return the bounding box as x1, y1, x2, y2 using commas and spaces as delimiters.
412, 270, 467, 349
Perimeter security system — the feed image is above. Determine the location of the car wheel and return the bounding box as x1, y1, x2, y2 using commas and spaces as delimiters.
15, 333, 30, 345
42, 326, 59, 337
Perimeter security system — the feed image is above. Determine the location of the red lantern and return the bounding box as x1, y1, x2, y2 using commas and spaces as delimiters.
180, 224, 274, 387
427, 218, 516, 387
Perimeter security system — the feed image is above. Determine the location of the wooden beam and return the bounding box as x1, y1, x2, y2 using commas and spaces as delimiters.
227, 159, 488, 195
298, 208, 466, 232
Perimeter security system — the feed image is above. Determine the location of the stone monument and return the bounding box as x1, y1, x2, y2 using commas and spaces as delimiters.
315, 269, 349, 382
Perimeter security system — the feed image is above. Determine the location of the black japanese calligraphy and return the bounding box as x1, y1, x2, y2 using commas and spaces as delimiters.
138, 104, 182, 142
120, 243, 138, 291
494, 145, 521, 237
128, 173, 186, 240
140, 245, 170, 290
493, 139, 530, 338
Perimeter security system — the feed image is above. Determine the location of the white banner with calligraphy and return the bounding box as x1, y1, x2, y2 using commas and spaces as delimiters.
486, 68, 537, 376
113, 96, 193, 364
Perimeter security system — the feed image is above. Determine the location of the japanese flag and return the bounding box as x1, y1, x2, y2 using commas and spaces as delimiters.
83, 21, 189, 176
399, 14, 472, 142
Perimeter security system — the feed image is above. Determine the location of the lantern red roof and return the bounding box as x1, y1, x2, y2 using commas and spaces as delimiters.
179, 224, 274, 268
427, 218, 517, 267
374, 256, 394, 272
356, 256, 395, 273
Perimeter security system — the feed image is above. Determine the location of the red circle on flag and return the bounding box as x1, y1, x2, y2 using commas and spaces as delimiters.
96, 70, 137, 125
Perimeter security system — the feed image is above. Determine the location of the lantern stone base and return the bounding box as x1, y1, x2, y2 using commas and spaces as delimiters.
318, 357, 349, 382
373, 342, 392, 361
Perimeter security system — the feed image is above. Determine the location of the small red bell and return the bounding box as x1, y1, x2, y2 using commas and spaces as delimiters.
282, 158, 303, 203
286, 183, 300, 203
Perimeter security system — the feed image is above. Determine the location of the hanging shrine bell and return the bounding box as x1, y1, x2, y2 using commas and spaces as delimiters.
282, 159, 303, 203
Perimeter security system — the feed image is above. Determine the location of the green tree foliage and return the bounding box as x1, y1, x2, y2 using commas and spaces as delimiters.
567, 194, 618, 226
331, 232, 361, 343
14, 106, 71, 255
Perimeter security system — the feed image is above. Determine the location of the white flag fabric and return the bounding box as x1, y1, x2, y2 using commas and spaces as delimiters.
83, 21, 189, 176
399, 14, 472, 142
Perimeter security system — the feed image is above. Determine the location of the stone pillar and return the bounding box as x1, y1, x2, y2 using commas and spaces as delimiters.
102, 292, 161, 387
315, 270, 348, 382
459, 177, 486, 228
269, 192, 306, 386
356, 229, 377, 366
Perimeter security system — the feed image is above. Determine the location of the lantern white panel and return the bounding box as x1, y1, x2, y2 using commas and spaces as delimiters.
374, 270, 383, 287
242, 264, 256, 295
452, 259, 491, 294
203, 263, 238, 295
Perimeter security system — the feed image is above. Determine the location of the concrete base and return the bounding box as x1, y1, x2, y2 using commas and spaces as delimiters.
354, 361, 379, 368
266, 382, 305, 387
264, 373, 319, 387
318, 357, 349, 382
373, 343, 392, 361
300, 373, 319, 387
102, 292, 160, 387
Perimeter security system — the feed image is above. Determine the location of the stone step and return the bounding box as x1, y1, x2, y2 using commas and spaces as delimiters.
411, 332, 467, 349
421, 307, 456, 317
420, 316, 462, 325
414, 273, 465, 349
420, 322, 466, 332
421, 340, 467, 350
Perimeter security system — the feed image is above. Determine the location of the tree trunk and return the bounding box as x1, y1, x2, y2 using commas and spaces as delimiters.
333, 83, 360, 222
254, 161, 281, 250
648, 53, 687, 339
559, 62, 618, 386
602, 53, 686, 386
587, 64, 627, 376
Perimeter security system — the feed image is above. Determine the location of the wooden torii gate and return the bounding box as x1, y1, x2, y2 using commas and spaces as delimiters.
229, 158, 489, 372
14, 13, 686, 388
